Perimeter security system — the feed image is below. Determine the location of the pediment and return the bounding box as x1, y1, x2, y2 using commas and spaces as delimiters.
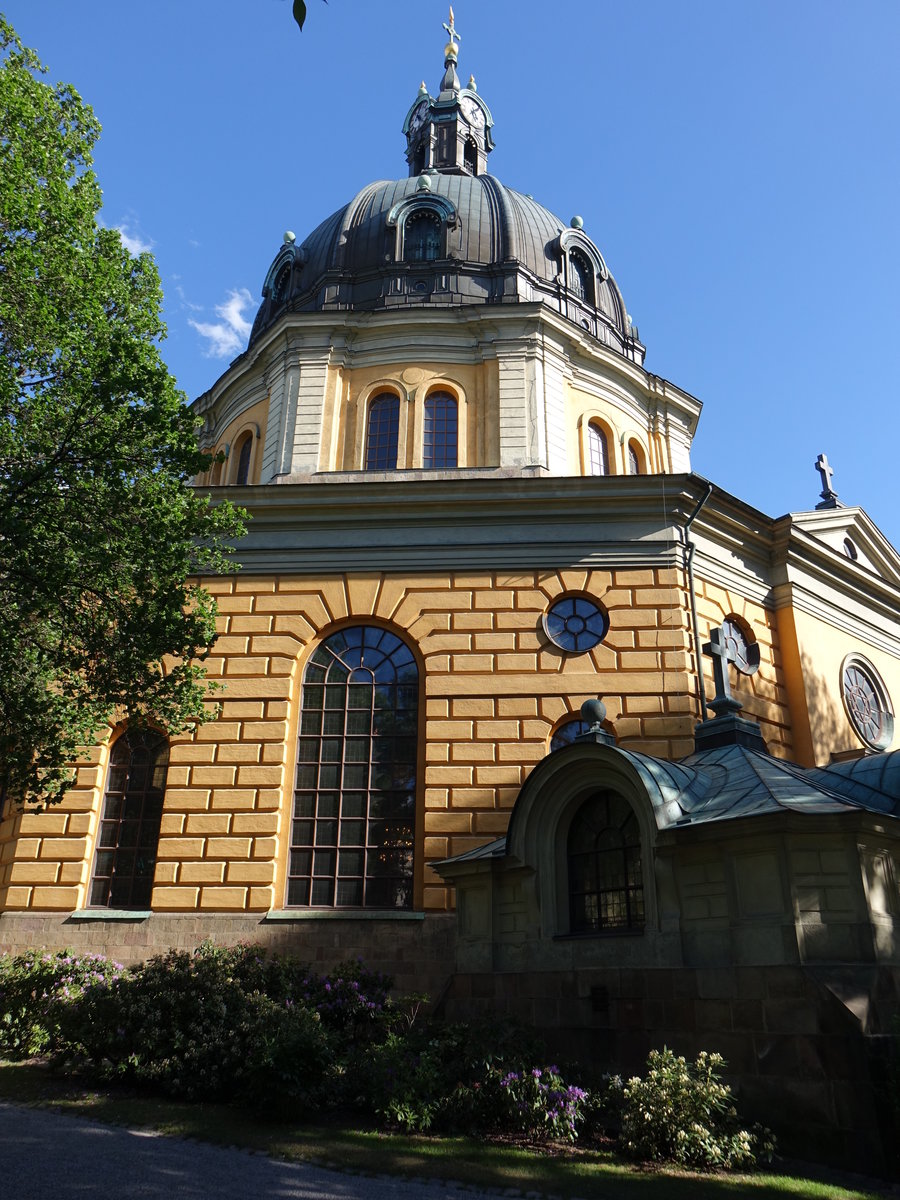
789, 505, 900, 587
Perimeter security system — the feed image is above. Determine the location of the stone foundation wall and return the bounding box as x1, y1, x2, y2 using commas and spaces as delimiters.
0, 912, 456, 998
440, 963, 899, 1173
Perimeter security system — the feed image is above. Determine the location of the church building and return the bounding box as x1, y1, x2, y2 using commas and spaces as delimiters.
3, 14, 900, 1168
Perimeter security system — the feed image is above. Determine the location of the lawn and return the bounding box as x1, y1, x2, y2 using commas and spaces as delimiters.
0, 1060, 887, 1200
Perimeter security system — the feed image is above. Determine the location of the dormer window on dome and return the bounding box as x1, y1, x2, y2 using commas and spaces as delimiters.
405, 210, 442, 262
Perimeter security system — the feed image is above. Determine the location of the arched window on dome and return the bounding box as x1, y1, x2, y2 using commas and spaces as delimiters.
587, 422, 610, 476
234, 433, 253, 486
627, 439, 646, 476
569, 250, 594, 305
289, 626, 419, 909
365, 394, 400, 470
423, 392, 458, 469
404, 209, 442, 263
271, 263, 292, 305
90, 728, 168, 910
568, 790, 644, 933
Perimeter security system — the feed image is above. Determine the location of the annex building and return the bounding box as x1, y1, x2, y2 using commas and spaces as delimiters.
3, 15, 900, 1168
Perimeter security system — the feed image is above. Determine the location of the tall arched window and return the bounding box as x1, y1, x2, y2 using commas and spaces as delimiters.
464, 137, 478, 175
234, 434, 253, 485
365, 394, 400, 470
90, 729, 168, 909
569, 251, 594, 304
289, 626, 419, 909
627, 440, 644, 476
404, 210, 442, 262
423, 392, 458, 469
568, 790, 643, 933
587, 422, 610, 476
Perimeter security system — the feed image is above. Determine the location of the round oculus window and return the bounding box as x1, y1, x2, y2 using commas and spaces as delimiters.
543, 596, 609, 654
840, 654, 894, 750
722, 616, 760, 676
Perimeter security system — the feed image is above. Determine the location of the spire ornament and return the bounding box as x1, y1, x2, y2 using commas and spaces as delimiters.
442, 7, 461, 49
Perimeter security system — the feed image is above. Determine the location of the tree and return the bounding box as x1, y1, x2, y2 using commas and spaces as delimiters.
0, 19, 245, 808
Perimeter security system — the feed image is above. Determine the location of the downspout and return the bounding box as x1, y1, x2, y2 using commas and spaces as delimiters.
682, 478, 714, 720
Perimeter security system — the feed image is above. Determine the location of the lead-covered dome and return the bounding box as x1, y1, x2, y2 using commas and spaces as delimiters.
248, 18, 643, 364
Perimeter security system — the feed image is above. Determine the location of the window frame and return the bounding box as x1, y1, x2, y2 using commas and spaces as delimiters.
89, 728, 168, 911
286, 625, 421, 911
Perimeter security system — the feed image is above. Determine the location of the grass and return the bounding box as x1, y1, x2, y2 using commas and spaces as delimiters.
0, 1060, 887, 1200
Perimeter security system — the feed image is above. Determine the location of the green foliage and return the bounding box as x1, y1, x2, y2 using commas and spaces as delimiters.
0, 18, 245, 807
619, 1048, 775, 1170
59, 944, 332, 1106
0, 949, 124, 1058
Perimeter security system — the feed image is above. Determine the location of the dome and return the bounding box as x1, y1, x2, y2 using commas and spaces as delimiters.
249, 173, 637, 359
247, 22, 642, 364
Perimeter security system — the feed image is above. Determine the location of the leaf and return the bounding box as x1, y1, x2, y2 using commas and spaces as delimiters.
292, 0, 307, 30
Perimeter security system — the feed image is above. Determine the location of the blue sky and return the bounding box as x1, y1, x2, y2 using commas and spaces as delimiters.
6, 1, 900, 544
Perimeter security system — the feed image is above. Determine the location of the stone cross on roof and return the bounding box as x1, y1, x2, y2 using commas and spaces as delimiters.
814, 452, 840, 509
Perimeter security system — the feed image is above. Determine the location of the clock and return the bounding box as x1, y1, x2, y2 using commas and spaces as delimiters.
460, 95, 484, 129
409, 100, 429, 135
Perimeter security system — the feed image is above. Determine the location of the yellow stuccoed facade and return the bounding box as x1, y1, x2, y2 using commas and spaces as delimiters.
0, 561, 796, 917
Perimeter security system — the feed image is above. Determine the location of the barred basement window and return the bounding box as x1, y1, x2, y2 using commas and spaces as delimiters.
423, 392, 458, 468
365, 394, 400, 470
90, 729, 167, 909
289, 626, 418, 909
568, 790, 644, 933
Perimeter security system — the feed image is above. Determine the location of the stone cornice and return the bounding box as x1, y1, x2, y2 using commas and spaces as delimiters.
203, 471, 708, 575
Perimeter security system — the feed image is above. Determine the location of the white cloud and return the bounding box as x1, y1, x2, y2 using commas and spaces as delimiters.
116, 222, 154, 256
189, 287, 254, 358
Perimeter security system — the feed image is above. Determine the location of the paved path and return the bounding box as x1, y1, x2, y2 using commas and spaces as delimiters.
0, 1102, 498, 1200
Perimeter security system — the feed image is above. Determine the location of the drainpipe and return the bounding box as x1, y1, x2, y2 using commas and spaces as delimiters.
682, 478, 714, 721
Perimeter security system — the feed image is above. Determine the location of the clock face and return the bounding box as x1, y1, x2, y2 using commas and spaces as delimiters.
460, 96, 484, 129
410, 100, 429, 134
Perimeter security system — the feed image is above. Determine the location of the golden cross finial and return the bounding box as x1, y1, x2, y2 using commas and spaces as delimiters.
442, 7, 460, 45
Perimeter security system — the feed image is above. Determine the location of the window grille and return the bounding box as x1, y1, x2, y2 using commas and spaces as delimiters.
90, 729, 167, 909
404, 210, 442, 262
568, 791, 643, 933
288, 626, 418, 909
588, 423, 609, 476
365, 394, 400, 470
423, 393, 458, 469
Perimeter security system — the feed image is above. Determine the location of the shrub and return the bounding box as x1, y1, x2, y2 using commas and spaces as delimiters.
62, 944, 332, 1106
619, 1047, 775, 1170
490, 1065, 589, 1142
0, 949, 124, 1059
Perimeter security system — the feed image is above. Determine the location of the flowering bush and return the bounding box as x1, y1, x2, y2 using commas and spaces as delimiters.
0, 949, 124, 1059
491, 1065, 588, 1142
619, 1048, 775, 1169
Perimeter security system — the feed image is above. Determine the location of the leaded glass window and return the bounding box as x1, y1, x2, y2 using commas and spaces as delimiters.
588, 423, 609, 476
550, 718, 591, 752
365, 394, 400, 470
289, 626, 418, 909
90, 729, 167, 909
568, 790, 643, 933
543, 596, 609, 654
423, 392, 458, 469
405, 210, 442, 262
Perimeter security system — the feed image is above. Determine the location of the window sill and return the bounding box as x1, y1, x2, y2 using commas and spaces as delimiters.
264, 909, 425, 922
68, 909, 151, 922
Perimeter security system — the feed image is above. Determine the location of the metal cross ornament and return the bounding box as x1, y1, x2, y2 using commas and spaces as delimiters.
702, 625, 743, 719
443, 7, 461, 45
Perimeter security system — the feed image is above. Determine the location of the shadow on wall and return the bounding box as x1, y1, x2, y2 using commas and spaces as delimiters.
800, 647, 852, 764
